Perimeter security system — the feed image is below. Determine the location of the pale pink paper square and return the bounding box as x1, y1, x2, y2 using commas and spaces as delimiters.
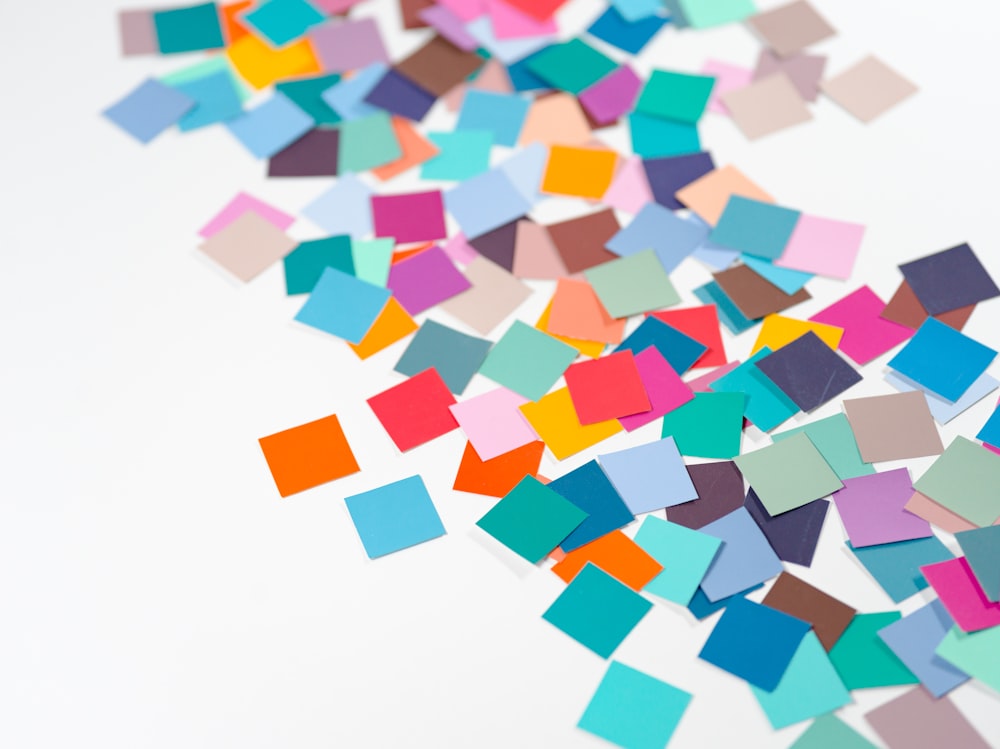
449, 387, 538, 460
701, 60, 753, 116
775, 214, 865, 279
619, 348, 694, 431
442, 233, 479, 265
602, 156, 653, 215
198, 192, 296, 238
809, 285, 912, 365
488, 0, 556, 38
437, 0, 487, 21
921, 557, 1000, 632
904, 491, 979, 534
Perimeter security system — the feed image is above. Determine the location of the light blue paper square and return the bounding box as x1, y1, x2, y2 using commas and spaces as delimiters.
225, 92, 314, 158
301, 173, 374, 237
599, 437, 697, 514
877, 599, 969, 697
699, 508, 783, 602
633, 516, 722, 606
103, 78, 196, 144
607, 202, 706, 272
320, 63, 387, 121
457, 90, 530, 147
294, 266, 390, 343
445, 169, 533, 239
886, 370, 999, 426
344, 475, 446, 558
170, 70, 244, 131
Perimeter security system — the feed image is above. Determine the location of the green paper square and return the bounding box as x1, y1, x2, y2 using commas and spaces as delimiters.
276, 74, 343, 126
734, 433, 842, 516
678, 0, 756, 28
633, 516, 722, 605
479, 321, 578, 401
585, 250, 680, 318
283, 236, 354, 295
635, 70, 715, 124
578, 661, 691, 749
542, 563, 652, 657
476, 476, 587, 563
828, 613, 920, 689
661, 392, 745, 459
790, 715, 878, 749
936, 624, 1000, 694
337, 112, 402, 173
772, 413, 875, 480
422, 130, 493, 181
351, 238, 394, 288
913, 436, 1000, 527
525, 39, 618, 95
153, 3, 225, 54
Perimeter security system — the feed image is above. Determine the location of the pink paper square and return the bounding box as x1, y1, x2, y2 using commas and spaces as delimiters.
921, 557, 1000, 632
809, 286, 913, 365
602, 156, 653, 215
833, 468, 932, 548
618, 348, 694, 431
488, 0, 556, 38
449, 387, 538, 460
442, 233, 479, 265
578, 65, 641, 126
371, 191, 447, 244
419, 5, 479, 50
437, 0, 487, 21
701, 60, 753, 116
309, 18, 390, 73
198, 192, 295, 238
775, 214, 865, 279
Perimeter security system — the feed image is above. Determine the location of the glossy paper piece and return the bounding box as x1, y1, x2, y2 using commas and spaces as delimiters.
199, 192, 295, 238
677, 0, 755, 28
628, 112, 702, 159
535, 299, 604, 358
833, 469, 932, 548
642, 151, 716, 212
396, 35, 485, 97
763, 573, 855, 651
439, 256, 532, 335
541, 563, 652, 657
755, 331, 862, 411
820, 55, 918, 123
954, 526, 1000, 601
587, 252, 679, 319
829, 612, 919, 689
864, 686, 991, 749
661, 392, 743, 459
258, 414, 360, 497
226, 35, 321, 90
699, 508, 783, 602
848, 537, 954, 604
711, 197, 801, 260
667, 461, 746, 529
351, 238, 394, 288
548, 461, 634, 551
199, 211, 297, 282
741, 256, 813, 294
913, 436, 1000, 527
633, 516, 722, 605
771, 413, 874, 480
698, 596, 810, 691
153, 2, 226, 53
744, 490, 828, 567
452, 441, 545, 498
171, 69, 245, 131
599, 438, 698, 515
344, 475, 446, 558
551, 531, 662, 590
366, 368, 459, 452
478, 321, 577, 401
618, 348, 695, 432
422, 130, 493, 180
842, 391, 943, 463
722, 73, 812, 140
904, 490, 981, 535
734, 433, 842, 516
372, 191, 447, 244
476, 475, 587, 562
809, 285, 913, 365
921, 557, 1000, 632
394, 320, 491, 395
607, 202, 708, 272
877, 599, 969, 698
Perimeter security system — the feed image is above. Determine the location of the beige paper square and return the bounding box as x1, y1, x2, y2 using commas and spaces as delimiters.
820, 55, 918, 123
440, 256, 533, 335
198, 211, 297, 282
722, 72, 813, 140
675, 164, 775, 226
843, 391, 944, 463
747, 0, 835, 57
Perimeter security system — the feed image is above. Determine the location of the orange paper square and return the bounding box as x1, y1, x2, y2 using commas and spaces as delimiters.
348, 297, 418, 360
371, 118, 440, 181
551, 531, 663, 590
453, 441, 545, 497
541, 146, 618, 199
258, 414, 360, 497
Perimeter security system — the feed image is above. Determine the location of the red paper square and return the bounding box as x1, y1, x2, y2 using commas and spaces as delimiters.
564, 351, 651, 425
367, 368, 459, 451
648, 305, 728, 368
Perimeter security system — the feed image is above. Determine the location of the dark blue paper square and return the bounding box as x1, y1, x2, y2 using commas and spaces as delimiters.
548, 461, 634, 552
364, 69, 436, 121
644, 152, 716, 210
614, 317, 707, 375
900, 243, 1000, 316
755, 331, 863, 412
744, 488, 828, 567
586, 7, 668, 54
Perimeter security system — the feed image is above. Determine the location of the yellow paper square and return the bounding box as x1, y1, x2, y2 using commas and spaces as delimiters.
519, 388, 622, 461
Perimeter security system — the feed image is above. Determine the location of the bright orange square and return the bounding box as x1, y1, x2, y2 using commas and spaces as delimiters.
541, 145, 618, 199
220, 1, 253, 44
453, 441, 545, 498
347, 297, 417, 360
259, 414, 360, 497
551, 531, 663, 590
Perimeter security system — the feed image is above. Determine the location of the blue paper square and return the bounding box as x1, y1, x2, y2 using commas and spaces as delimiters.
364, 69, 436, 122
457, 90, 531, 147
344, 475, 446, 558
710, 196, 801, 260
103, 78, 196, 144
242, 0, 325, 47
294, 267, 391, 344
548, 461, 634, 552
848, 537, 953, 603
711, 348, 799, 432
629, 113, 701, 159
688, 583, 763, 620
587, 6, 667, 53
395, 320, 492, 395
607, 202, 707, 272
699, 596, 810, 691
445, 169, 532, 240
321, 63, 387, 121
170, 70, 243, 131
225, 92, 314, 158
506, 47, 554, 91
877, 599, 969, 697
599, 437, 697, 514
698, 508, 783, 602
888, 318, 997, 403
301, 173, 373, 237
614, 318, 707, 375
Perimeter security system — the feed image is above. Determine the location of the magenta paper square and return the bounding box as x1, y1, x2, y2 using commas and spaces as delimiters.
921, 557, 1000, 632
810, 285, 913, 365
372, 190, 448, 244
387, 245, 472, 315
619, 347, 694, 431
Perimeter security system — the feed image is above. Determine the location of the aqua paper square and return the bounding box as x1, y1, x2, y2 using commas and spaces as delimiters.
772, 413, 875, 480
635, 69, 715, 123
242, 0, 325, 47
456, 90, 530, 147
848, 537, 953, 603
103, 78, 195, 144
283, 235, 354, 295
710, 196, 801, 260
711, 348, 799, 432
542, 564, 652, 657
293, 267, 390, 344
171, 70, 243, 131
633, 516, 722, 605
422, 131, 493, 181
276, 74, 342, 125
479, 321, 578, 401
344, 475, 446, 558
578, 661, 691, 749
629, 113, 701, 158
225, 92, 314, 158
153, 3, 225, 54
677, 0, 756, 28
395, 320, 492, 395
694, 281, 759, 334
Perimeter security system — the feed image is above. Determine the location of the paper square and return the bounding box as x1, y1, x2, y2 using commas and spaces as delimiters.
667, 461, 746, 528
735, 433, 842, 516
771, 413, 874, 480
547, 277, 626, 344
586, 7, 667, 54
710, 349, 799, 432
634, 69, 715, 123
103, 78, 195, 143
394, 320, 491, 395
338, 111, 402, 172
660, 392, 744, 459
551, 531, 663, 591
711, 197, 801, 260
701, 59, 753, 115
153, 2, 225, 53
453, 441, 545, 498
599, 438, 697, 515
578, 65, 643, 125
809, 285, 913, 365
366, 369, 459, 451
456, 90, 529, 147
648, 306, 727, 369
790, 715, 879, 749
828, 613, 918, 689
820, 55, 917, 123
618, 348, 695, 432
865, 685, 992, 749
628, 112, 702, 158
387, 246, 471, 316
242, 0, 325, 46
171, 70, 244, 132
877, 599, 969, 698
421, 130, 493, 181
775, 213, 864, 279
347, 298, 418, 360
548, 461, 634, 551
753, 49, 826, 101
371, 191, 447, 245
606, 202, 707, 272
320, 63, 385, 121
633, 516, 722, 605
833, 469, 931, 548
450, 388, 537, 461
746, 0, 835, 56
309, 17, 390, 72
439, 256, 532, 335
842, 391, 943, 463
722, 73, 812, 140
479, 321, 578, 401
899, 242, 1000, 315
755, 331, 862, 411
283, 236, 353, 295
546, 209, 622, 275
519, 388, 623, 461
525, 38, 616, 94
294, 267, 390, 343
936, 623, 1000, 695
745, 490, 828, 567
615, 317, 707, 375
848, 537, 953, 604
344, 476, 445, 558
564, 351, 651, 424
921, 557, 1000, 632
601, 156, 655, 215
198, 211, 298, 283
541, 145, 618, 200
301, 173, 373, 237
955, 526, 1000, 602
225, 92, 314, 159
275, 72, 342, 125
445, 169, 533, 240
887, 318, 996, 402
642, 151, 716, 210
258, 413, 359, 497
699, 508, 784, 602
675, 164, 774, 226
762, 573, 855, 651
268, 128, 339, 177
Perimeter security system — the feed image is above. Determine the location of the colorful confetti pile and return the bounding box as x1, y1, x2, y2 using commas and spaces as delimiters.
107, 0, 1000, 746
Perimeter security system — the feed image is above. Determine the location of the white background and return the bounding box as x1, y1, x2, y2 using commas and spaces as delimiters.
2, 0, 1000, 746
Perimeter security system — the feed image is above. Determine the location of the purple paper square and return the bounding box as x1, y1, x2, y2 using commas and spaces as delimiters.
643, 152, 716, 210
833, 468, 933, 548
309, 18, 390, 73
744, 488, 828, 567
364, 69, 437, 122
387, 245, 472, 316
578, 65, 642, 125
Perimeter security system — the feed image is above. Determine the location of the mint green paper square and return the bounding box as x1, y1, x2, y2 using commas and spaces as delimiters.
913, 436, 1000, 527
585, 250, 680, 318
791, 715, 877, 749
578, 661, 692, 749
734, 433, 842, 516
829, 613, 919, 689
542, 564, 652, 657
351, 238, 394, 287
661, 392, 744, 459
751, 633, 851, 730
421, 130, 493, 181
338, 112, 402, 173
476, 476, 587, 563
153, 3, 225, 54
772, 413, 874, 480
283, 236, 354, 295
936, 624, 1000, 694
629, 113, 701, 158
525, 39, 617, 94
479, 320, 578, 401
678, 0, 756, 28
276, 74, 343, 125
633, 516, 721, 605
635, 70, 715, 124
